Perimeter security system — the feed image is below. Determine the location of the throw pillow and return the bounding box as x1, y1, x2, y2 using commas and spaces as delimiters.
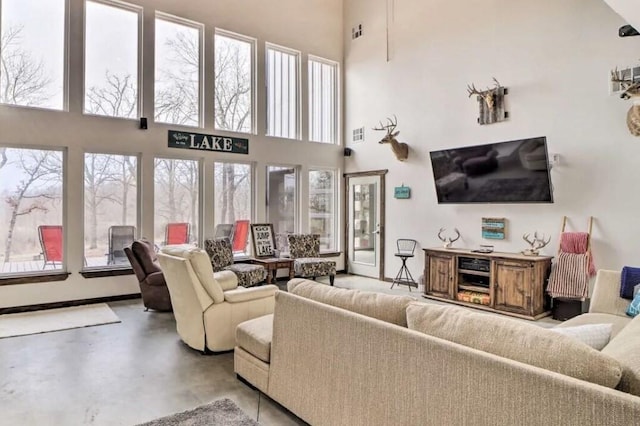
626, 292, 640, 317
549, 323, 612, 350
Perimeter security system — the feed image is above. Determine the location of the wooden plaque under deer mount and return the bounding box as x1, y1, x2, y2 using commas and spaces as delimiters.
467, 78, 508, 125
250, 223, 276, 258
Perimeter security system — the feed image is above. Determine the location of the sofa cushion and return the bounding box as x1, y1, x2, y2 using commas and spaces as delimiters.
406, 303, 623, 389
556, 312, 631, 338
236, 314, 273, 363
288, 279, 415, 327
549, 323, 612, 350
602, 314, 640, 396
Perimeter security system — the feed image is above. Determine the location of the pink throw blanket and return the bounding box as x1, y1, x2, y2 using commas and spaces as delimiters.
560, 232, 596, 277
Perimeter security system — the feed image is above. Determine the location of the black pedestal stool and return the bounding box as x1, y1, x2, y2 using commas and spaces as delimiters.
391, 239, 418, 291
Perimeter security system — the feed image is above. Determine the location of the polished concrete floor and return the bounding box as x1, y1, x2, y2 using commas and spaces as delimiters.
0, 274, 558, 426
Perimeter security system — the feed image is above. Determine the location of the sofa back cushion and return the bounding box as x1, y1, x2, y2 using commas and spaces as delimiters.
161, 246, 224, 304
406, 303, 623, 389
602, 314, 640, 396
288, 279, 415, 326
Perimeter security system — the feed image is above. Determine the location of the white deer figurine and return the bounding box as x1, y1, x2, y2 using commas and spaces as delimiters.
373, 116, 409, 161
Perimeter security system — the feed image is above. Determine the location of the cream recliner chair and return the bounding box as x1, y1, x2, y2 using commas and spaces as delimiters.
158, 245, 277, 352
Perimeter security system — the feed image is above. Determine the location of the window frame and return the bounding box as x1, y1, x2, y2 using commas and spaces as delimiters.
308, 55, 340, 145
214, 28, 257, 135
0, 0, 70, 112
308, 167, 339, 253
265, 42, 301, 140
0, 144, 67, 278
82, 0, 143, 120
154, 12, 204, 128
81, 150, 141, 271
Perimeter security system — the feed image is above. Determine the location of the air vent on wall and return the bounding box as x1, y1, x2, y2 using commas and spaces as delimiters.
352, 24, 363, 40
352, 127, 364, 142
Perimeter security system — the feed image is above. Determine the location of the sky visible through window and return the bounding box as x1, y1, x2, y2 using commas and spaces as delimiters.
0, 0, 65, 109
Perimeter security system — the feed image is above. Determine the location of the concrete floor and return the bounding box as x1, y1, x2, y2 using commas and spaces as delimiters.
0, 273, 558, 426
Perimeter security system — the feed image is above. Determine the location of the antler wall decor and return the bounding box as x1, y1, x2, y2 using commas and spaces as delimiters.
521, 232, 551, 256
467, 77, 508, 125
438, 228, 461, 249
373, 115, 409, 161
611, 68, 640, 136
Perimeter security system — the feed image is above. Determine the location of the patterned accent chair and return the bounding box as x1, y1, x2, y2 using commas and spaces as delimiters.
204, 238, 267, 287
287, 234, 336, 286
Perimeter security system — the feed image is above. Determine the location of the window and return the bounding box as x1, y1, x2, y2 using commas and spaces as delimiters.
84, 0, 141, 118
155, 15, 202, 127
83, 153, 137, 268
214, 30, 254, 133
0, 0, 66, 110
0, 147, 64, 275
154, 158, 199, 247
309, 169, 337, 251
266, 44, 300, 139
214, 162, 252, 254
309, 56, 338, 144
266, 166, 297, 251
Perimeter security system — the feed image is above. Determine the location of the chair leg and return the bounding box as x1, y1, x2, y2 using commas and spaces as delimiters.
329, 275, 335, 286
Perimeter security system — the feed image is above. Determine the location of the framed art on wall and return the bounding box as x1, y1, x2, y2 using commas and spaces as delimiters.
250, 223, 276, 258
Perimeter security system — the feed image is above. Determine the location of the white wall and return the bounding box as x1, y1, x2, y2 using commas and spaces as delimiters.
0, 0, 344, 308
344, 0, 640, 280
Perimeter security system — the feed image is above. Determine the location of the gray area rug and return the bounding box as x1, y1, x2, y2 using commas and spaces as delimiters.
136, 398, 259, 426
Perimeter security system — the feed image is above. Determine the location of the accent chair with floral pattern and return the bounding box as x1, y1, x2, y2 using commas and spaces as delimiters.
287, 234, 336, 286
204, 238, 267, 287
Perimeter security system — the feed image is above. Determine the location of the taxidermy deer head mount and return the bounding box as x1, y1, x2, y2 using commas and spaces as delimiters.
373, 116, 409, 161
521, 232, 551, 256
467, 78, 501, 111
438, 228, 460, 249
611, 68, 640, 136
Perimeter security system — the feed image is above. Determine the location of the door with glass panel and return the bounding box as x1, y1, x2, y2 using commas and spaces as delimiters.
346, 174, 384, 279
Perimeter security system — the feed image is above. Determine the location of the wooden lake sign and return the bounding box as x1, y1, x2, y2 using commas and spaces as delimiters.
168, 130, 249, 154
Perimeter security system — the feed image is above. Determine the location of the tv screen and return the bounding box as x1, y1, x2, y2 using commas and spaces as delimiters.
429, 136, 553, 204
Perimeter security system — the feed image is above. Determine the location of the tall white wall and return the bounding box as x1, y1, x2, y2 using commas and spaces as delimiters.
0, 0, 344, 308
344, 0, 640, 280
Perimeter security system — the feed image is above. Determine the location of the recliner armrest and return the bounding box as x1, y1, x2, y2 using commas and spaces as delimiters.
224, 285, 278, 303
145, 271, 166, 287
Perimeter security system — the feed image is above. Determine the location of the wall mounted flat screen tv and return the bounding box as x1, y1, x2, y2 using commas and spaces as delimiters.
429, 136, 553, 204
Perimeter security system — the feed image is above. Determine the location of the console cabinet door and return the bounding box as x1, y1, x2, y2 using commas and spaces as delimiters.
493, 260, 533, 315
426, 253, 454, 299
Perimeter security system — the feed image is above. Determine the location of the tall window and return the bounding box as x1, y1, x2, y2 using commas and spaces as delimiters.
266, 44, 300, 139
309, 57, 338, 144
214, 30, 254, 133
154, 158, 199, 247
266, 166, 297, 252
155, 15, 202, 127
83, 153, 137, 268
84, 0, 140, 118
0, 147, 64, 275
309, 169, 337, 251
0, 0, 66, 110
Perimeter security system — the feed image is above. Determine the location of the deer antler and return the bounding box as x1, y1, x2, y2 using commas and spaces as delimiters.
611, 68, 640, 99
438, 228, 446, 242
373, 116, 399, 136
438, 228, 460, 248
523, 233, 535, 247
467, 83, 483, 98
450, 228, 461, 243
533, 232, 551, 249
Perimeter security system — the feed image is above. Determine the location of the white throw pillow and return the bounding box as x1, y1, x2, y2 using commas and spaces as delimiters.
550, 323, 612, 351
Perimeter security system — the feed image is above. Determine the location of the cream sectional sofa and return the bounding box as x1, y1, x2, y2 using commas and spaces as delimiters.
234, 271, 640, 425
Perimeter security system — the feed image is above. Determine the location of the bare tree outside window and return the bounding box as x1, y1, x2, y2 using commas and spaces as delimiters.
215, 32, 253, 133
0, 148, 63, 272
214, 162, 251, 228
155, 18, 201, 126
309, 169, 337, 251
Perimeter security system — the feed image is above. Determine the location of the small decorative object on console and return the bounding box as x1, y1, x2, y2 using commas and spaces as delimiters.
521, 231, 551, 256
437, 227, 460, 249
472, 245, 494, 253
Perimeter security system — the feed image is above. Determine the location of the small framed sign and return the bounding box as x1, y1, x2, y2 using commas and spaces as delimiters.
250, 223, 276, 258
394, 185, 411, 199
482, 217, 506, 240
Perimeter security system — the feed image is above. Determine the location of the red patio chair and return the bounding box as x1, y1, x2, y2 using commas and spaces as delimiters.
232, 220, 250, 253
38, 225, 63, 269
165, 222, 190, 245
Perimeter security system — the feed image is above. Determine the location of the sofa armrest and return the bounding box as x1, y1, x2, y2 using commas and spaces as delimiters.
589, 269, 629, 316
224, 285, 278, 303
